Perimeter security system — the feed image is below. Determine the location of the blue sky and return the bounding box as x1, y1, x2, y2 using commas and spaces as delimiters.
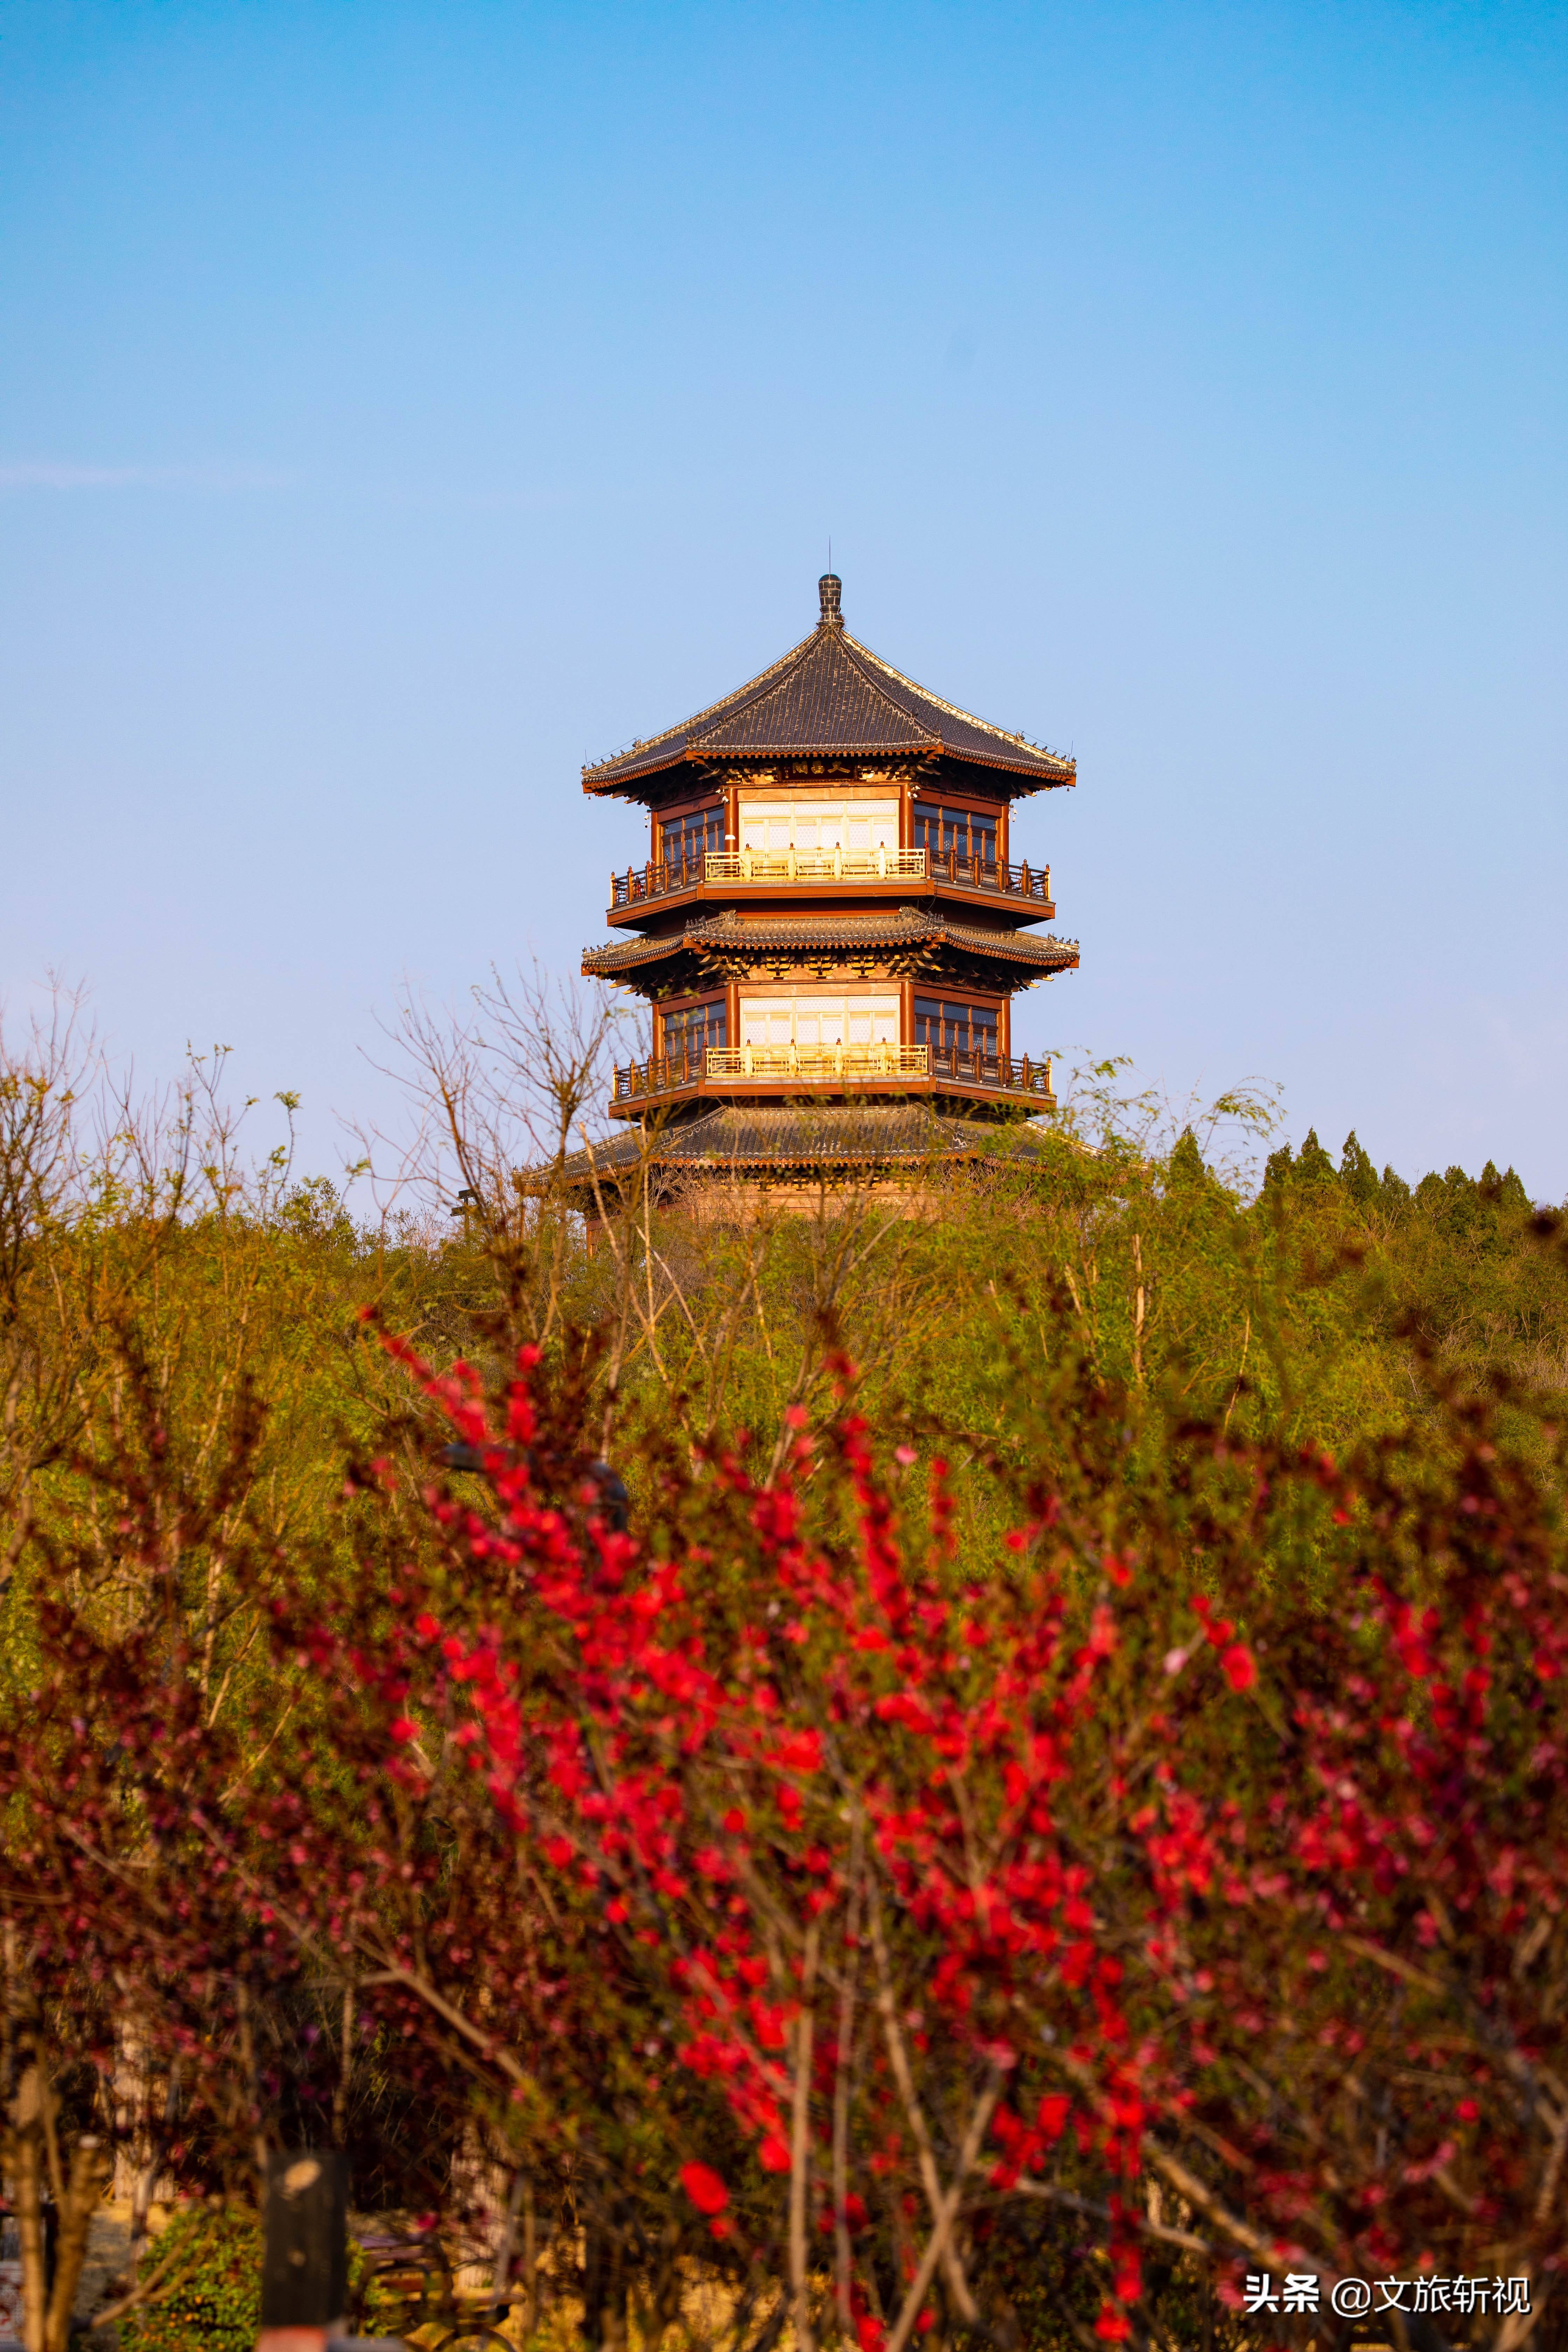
2, 0, 1564, 1193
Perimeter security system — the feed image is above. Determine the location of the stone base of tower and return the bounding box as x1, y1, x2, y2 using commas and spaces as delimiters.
558, 1102, 1056, 1230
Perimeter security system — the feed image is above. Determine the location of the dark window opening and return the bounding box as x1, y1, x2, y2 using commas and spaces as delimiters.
914, 996, 1000, 1059
912, 803, 998, 867
661, 999, 728, 1073
661, 807, 723, 876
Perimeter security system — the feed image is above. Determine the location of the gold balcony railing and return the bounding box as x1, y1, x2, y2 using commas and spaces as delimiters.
706, 1043, 929, 1082
608, 848, 1052, 910
704, 846, 927, 884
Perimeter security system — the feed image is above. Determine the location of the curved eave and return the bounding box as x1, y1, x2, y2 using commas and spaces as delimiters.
938, 923, 1082, 971
582, 921, 1081, 980
581, 741, 1074, 797
582, 740, 940, 795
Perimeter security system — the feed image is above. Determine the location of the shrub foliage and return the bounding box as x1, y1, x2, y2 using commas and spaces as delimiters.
1, 1011, 1567, 2352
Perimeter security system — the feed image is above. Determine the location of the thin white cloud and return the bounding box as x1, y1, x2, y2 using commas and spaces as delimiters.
0, 460, 295, 491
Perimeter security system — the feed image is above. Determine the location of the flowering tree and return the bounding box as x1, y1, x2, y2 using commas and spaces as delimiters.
283, 1328, 1150, 2351
11, 1229, 1568, 2352
1132, 1376, 1568, 2337
286, 1267, 1568, 2352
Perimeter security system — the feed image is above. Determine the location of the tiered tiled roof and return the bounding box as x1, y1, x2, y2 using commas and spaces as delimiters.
583, 908, 1080, 980
560, 1104, 1059, 1183
583, 576, 1074, 794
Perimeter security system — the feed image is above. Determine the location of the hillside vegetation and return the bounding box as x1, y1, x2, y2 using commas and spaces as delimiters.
3, 1003, 1567, 2352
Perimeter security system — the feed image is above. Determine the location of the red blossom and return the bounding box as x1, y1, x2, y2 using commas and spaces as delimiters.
679, 2161, 730, 2215
1221, 1644, 1257, 1692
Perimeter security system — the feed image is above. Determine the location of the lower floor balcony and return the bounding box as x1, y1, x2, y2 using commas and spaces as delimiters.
610, 1043, 1056, 1114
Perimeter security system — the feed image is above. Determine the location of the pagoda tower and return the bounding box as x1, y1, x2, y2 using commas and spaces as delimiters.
570, 575, 1079, 1211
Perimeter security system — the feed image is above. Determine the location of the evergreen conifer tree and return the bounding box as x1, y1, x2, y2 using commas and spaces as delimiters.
1444, 1167, 1480, 1224
1340, 1131, 1379, 1206
1379, 1165, 1413, 1216
1475, 1162, 1530, 1213
1167, 1128, 1209, 1189
1438, 1165, 1484, 1241
1295, 1128, 1337, 1185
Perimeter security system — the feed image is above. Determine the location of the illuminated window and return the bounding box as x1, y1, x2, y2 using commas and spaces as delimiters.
740, 994, 900, 1048
737, 800, 899, 854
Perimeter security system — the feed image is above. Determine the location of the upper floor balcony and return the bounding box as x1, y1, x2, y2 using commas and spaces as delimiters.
608, 846, 1052, 919
609, 1042, 1056, 1115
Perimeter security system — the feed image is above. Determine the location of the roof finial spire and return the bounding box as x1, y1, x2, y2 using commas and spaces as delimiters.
818, 567, 843, 628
